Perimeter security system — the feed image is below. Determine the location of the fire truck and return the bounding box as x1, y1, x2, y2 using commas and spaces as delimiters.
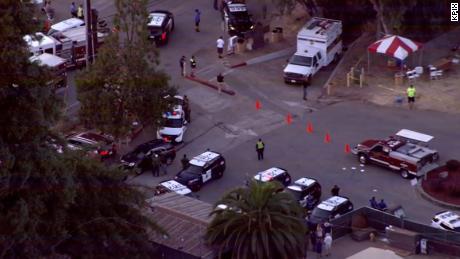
30, 53, 67, 90
352, 129, 440, 179
24, 26, 107, 69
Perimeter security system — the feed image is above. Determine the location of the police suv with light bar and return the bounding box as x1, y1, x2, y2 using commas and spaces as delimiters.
253, 167, 292, 186
148, 10, 174, 45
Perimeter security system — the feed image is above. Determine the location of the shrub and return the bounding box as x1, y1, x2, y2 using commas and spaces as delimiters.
446, 160, 460, 173
429, 178, 445, 193
446, 179, 460, 197
351, 213, 368, 229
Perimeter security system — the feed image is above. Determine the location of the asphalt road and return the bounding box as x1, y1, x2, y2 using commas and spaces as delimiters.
49, 0, 460, 225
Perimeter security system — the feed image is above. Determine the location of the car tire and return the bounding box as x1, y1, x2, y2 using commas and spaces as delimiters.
215, 170, 224, 179
358, 154, 368, 164
193, 182, 202, 192
400, 169, 410, 179
166, 156, 173, 165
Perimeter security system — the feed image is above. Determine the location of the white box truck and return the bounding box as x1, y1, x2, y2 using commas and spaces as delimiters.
283, 17, 342, 84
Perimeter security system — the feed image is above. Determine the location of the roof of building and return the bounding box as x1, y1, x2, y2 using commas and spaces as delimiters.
189, 151, 220, 167
146, 192, 214, 259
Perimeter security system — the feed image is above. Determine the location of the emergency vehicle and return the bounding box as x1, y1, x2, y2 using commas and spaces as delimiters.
431, 211, 460, 232
156, 110, 187, 143
47, 18, 84, 36
174, 151, 226, 191
352, 129, 439, 179
309, 196, 354, 225
24, 27, 107, 69
283, 17, 342, 84
153, 180, 192, 197
30, 53, 67, 90
253, 167, 292, 186
285, 177, 322, 208
147, 10, 174, 45
163, 94, 184, 114
222, 1, 254, 36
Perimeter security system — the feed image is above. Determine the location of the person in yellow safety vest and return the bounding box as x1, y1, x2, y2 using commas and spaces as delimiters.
406, 84, 416, 110
190, 56, 197, 77
77, 4, 84, 20
256, 138, 265, 161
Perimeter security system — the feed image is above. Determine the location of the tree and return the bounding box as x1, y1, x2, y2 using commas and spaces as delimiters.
206, 181, 307, 259
76, 0, 172, 141
1, 1, 164, 257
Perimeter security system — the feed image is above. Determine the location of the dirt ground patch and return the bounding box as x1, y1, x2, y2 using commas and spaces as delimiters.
421, 164, 460, 206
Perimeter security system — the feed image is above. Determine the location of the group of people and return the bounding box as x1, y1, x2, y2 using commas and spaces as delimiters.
138, 154, 169, 177
369, 196, 388, 211
308, 221, 333, 257
70, 2, 84, 20
179, 55, 197, 77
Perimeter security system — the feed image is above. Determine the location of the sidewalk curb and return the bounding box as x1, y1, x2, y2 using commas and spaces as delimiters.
229, 47, 295, 69
415, 179, 460, 210
229, 62, 247, 69
185, 76, 236, 96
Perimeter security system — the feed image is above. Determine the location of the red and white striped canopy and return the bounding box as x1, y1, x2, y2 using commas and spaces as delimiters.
368, 35, 422, 60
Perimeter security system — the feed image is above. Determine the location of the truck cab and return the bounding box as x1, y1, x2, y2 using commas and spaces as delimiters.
283, 48, 323, 84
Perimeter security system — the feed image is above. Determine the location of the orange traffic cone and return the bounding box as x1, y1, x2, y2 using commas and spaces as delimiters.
345, 144, 351, 154
306, 122, 313, 134
324, 132, 331, 143
256, 100, 261, 110
286, 113, 292, 125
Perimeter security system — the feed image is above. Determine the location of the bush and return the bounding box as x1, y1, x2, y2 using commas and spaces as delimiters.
429, 178, 446, 193
446, 160, 460, 173
446, 179, 460, 197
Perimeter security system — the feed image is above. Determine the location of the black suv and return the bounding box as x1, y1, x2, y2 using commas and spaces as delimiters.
120, 139, 176, 174
309, 196, 354, 225
253, 167, 292, 187
147, 10, 174, 45
222, 1, 254, 36
174, 151, 226, 192
285, 177, 322, 210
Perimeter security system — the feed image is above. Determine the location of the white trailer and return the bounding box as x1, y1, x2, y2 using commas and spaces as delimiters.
283, 17, 343, 84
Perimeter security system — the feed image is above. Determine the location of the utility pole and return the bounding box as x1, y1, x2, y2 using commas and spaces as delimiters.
91, 9, 98, 61
85, 0, 93, 70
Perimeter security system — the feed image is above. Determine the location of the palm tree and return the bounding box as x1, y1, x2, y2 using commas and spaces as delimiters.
206, 181, 307, 259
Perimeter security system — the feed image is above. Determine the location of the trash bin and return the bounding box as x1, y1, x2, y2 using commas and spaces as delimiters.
270, 27, 283, 43
236, 37, 246, 54
394, 72, 404, 86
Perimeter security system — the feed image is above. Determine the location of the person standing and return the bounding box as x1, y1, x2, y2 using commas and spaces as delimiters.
180, 56, 186, 77
160, 156, 168, 175
217, 73, 224, 93
190, 56, 197, 77
183, 95, 191, 123
151, 154, 160, 177
303, 80, 309, 101
256, 138, 265, 161
331, 185, 340, 196
406, 84, 416, 109
378, 199, 387, 211
323, 233, 332, 257
369, 196, 378, 209
194, 9, 201, 32
217, 36, 225, 58
70, 2, 77, 18
181, 154, 189, 170
77, 4, 84, 20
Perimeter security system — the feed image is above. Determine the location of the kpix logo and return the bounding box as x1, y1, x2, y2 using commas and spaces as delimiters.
452, 2, 459, 22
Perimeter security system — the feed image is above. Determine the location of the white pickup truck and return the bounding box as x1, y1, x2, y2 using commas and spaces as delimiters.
283, 17, 342, 84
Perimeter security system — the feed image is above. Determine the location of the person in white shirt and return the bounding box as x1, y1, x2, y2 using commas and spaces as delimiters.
216, 36, 225, 58
323, 233, 332, 257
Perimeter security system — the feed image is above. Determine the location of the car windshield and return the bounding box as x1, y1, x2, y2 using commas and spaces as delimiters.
290, 55, 312, 67
179, 165, 203, 176
229, 11, 250, 23
311, 207, 332, 220
164, 118, 183, 128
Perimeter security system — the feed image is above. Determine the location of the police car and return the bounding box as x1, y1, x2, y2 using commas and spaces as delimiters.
174, 151, 226, 191
147, 10, 174, 45
309, 196, 354, 224
156, 111, 187, 143
285, 177, 322, 208
163, 94, 184, 113
431, 211, 460, 232
153, 180, 192, 197
253, 167, 292, 186
222, 1, 254, 36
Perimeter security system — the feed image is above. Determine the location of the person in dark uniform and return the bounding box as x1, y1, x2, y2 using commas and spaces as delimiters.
303, 79, 309, 101
181, 154, 189, 170
331, 185, 340, 196
180, 55, 186, 76
183, 95, 191, 123
151, 154, 160, 177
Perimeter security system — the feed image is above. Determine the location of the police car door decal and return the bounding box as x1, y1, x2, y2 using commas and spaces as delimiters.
202, 169, 212, 183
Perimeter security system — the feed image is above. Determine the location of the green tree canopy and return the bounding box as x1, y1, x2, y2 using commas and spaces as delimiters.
206, 181, 307, 259
76, 0, 172, 140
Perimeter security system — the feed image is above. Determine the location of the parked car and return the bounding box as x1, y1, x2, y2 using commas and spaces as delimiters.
309, 196, 354, 225
66, 131, 115, 159
253, 167, 291, 187
153, 180, 192, 197
174, 151, 226, 191
222, 1, 254, 36
156, 111, 187, 143
120, 139, 176, 174
285, 177, 322, 210
147, 10, 174, 45
352, 129, 439, 179
431, 211, 460, 232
